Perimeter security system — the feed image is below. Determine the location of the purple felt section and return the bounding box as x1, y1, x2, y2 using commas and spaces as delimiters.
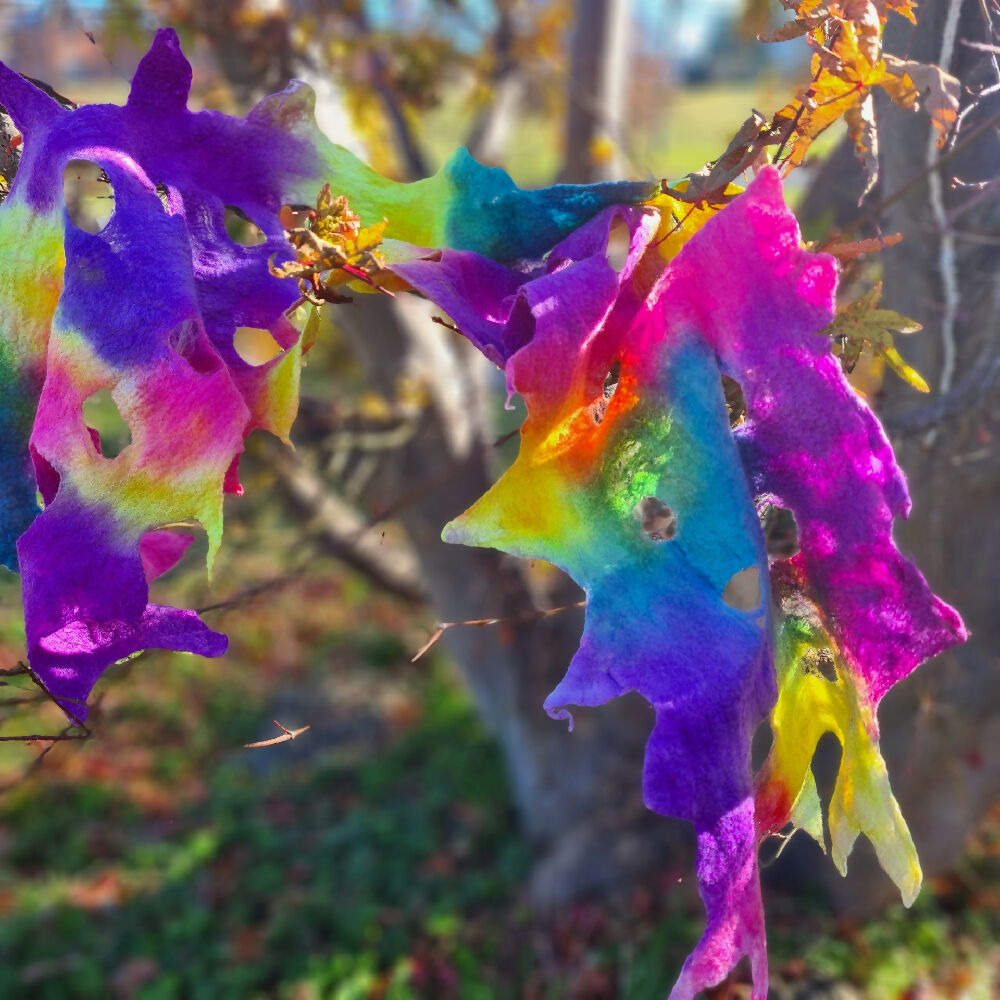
662, 170, 966, 704
18, 494, 225, 716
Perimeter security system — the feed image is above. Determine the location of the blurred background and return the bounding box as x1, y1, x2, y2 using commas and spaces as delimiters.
1, 1, 998, 997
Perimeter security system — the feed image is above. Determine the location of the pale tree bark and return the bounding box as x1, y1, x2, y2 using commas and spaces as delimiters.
188, 1, 678, 905
778, 0, 1000, 915
560, 0, 632, 182
283, 2, 672, 904
465, 0, 522, 165
322, 294, 678, 906
867, 0, 1000, 910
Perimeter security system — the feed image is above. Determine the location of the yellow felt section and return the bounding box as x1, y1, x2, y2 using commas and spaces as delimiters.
760, 609, 922, 906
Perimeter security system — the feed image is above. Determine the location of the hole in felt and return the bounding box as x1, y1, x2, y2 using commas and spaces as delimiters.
606, 217, 631, 272
234, 326, 284, 366
82, 388, 131, 458
592, 359, 621, 425
63, 159, 114, 233
751, 718, 774, 770
224, 205, 266, 246
730, 955, 754, 991
812, 730, 843, 813
761, 504, 799, 558
722, 566, 761, 611
721, 374, 747, 428
635, 496, 677, 541
0, 118, 20, 198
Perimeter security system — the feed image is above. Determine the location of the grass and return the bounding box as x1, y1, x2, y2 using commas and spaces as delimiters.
418, 77, 844, 192
0, 540, 997, 999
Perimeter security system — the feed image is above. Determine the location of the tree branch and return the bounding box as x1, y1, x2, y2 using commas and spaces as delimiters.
262, 438, 426, 605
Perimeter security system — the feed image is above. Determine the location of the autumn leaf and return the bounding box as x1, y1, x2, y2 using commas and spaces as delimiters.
733, 2, 957, 188
820, 231, 903, 262
666, 111, 780, 205
822, 282, 929, 391
882, 55, 961, 144
758, 9, 832, 44
776, 16, 885, 169
874, 0, 917, 23
847, 92, 879, 200
270, 184, 390, 305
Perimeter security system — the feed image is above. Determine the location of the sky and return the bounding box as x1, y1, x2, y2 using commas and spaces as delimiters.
5, 0, 749, 66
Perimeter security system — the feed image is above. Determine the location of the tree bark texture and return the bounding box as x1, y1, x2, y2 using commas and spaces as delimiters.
321, 295, 681, 907
560, 0, 632, 183
778, 0, 1000, 916
187, 8, 678, 906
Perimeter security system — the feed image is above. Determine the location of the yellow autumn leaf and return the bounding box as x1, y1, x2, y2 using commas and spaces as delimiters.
822, 283, 929, 392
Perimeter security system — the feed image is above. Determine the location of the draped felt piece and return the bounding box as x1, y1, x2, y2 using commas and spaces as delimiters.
397, 169, 967, 998
0, 29, 648, 716
0, 30, 967, 999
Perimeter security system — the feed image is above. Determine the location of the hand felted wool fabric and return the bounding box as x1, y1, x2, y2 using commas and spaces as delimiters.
395, 168, 967, 998
0, 27, 968, 1000
0, 29, 653, 717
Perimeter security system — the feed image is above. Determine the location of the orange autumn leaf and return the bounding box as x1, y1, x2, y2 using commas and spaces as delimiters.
822, 232, 904, 261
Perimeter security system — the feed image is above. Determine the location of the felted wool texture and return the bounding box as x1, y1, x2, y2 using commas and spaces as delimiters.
0, 30, 660, 717
391, 168, 967, 1000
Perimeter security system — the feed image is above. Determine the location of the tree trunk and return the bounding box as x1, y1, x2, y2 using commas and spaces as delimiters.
325, 294, 679, 907
195, 5, 678, 906
779, 0, 1000, 915
560, 0, 632, 182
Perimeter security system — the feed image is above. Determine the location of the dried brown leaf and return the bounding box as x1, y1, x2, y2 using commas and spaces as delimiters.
822, 232, 903, 261
882, 55, 961, 144
846, 92, 879, 201
667, 111, 779, 204
759, 13, 831, 44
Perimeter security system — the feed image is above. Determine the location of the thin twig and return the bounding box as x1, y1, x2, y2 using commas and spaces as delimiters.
885, 351, 1000, 437
197, 564, 308, 615
827, 109, 1000, 243
24, 664, 91, 733
244, 720, 311, 749
0, 724, 84, 795
431, 315, 461, 335
926, 0, 965, 412
0, 732, 89, 742
412, 600, 587, 663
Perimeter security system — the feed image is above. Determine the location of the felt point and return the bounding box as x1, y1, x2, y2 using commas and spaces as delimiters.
0, 62, 68, 134
247, 80, 318, 127
126, 27, 192, 112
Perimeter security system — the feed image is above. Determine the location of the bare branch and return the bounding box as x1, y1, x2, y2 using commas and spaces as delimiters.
0, 732, 89, 743
885, 352, 1000, 437
244, 720, 311, 748
412, 600, 588, 663
263, 439, 426, 604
